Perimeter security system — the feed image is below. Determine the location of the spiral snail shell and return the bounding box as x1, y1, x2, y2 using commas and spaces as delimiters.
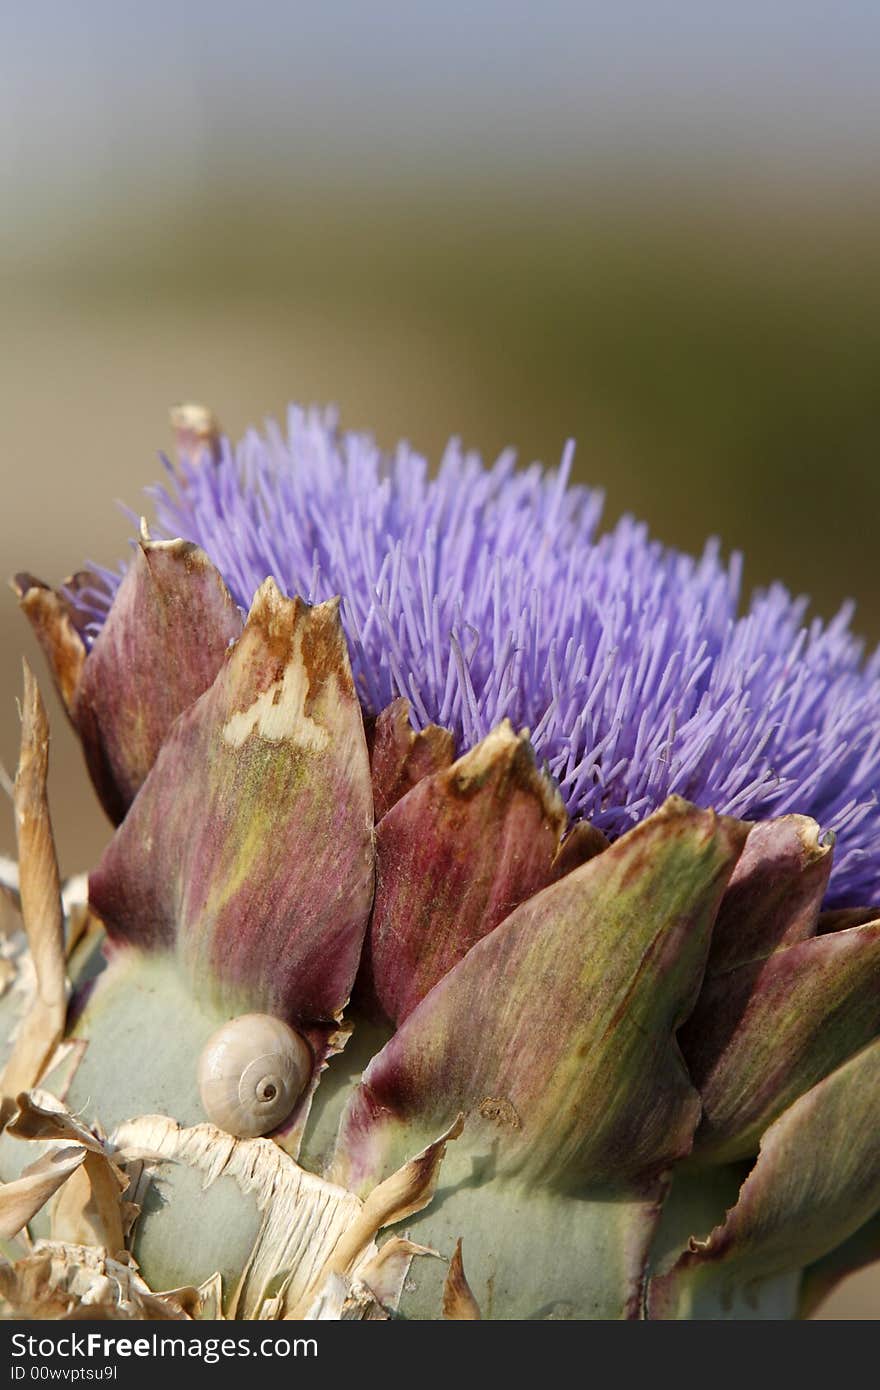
197, 1013, 312, 1138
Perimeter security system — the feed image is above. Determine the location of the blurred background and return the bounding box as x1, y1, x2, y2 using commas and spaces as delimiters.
1, 1, 878, 1315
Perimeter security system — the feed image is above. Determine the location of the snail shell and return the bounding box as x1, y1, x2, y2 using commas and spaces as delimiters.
197, 1013, 312, 1138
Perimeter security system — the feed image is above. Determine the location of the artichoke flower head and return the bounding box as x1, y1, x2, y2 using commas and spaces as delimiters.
4, 401, 880, 1320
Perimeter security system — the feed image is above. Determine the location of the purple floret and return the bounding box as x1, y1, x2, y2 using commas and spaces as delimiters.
74, 404, 880, 905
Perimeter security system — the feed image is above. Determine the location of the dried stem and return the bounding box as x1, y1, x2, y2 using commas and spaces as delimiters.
0, 664, 68, 1122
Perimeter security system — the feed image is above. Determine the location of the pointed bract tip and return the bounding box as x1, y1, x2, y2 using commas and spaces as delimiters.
449, 720, 566, 824
247, 575, 289, 622
792, 814, 832, 862
442, 1239, 482, 1320
245, 585, 354, 701
18, 661, 47, 747
11, 573, 39, 601
169, 402, 222, 464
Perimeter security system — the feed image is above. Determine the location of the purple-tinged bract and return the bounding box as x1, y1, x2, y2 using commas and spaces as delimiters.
74, 405, 880, 904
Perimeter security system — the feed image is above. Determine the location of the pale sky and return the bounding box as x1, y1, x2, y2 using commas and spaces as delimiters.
2, 2, 879, 228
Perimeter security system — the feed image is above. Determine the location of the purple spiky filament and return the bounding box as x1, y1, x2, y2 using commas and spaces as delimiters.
73, 404, 880, 905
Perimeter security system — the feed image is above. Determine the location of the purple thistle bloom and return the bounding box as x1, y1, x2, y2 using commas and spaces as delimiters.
74, 404, 880, 905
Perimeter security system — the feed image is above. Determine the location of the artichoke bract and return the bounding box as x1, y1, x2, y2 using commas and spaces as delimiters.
3, 402, 879, 1320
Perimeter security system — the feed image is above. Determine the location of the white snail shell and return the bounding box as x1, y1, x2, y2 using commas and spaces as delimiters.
197, 1013, 312, 1138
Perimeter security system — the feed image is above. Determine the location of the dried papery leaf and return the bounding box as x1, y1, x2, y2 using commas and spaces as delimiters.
300, 1272, 382, 1320
0, 1147, 86, 1240
707, 816, 832, 974
151, 1285, 201, 1318
0, 865, 98, 1098
363, 1113, 465, 1226
50, 1158, 127, 1255
119, 1202, 140, 1241
192, 1271, 224, 1320
170, 402, 222, 465
0, 1241, 193, 1320
648, 1038, 880, 1319
369, 697, 455, 820
442, 1239, 482, 1319
327, 1116, 461, 1275
549, 820, 609, 880
8, 1092, 128, 1254
339, 1289, 389, 1319
363, 723, 569, 1023
153, 1276, 222, 1320
357, 1236, 435, 1312
113, 1115, 377, 1320
74, 538, 244, 822
11, 576, 88, 715
90, 584, 374, 1026
682, 921, 880, 1164
8, 1091, 100, 1147
118, 1155, 150, 1233
297, 1245, 433, 1317
37, 1130, 122, 1249
1, 667, 67, 1121
291, 1116, 463, 1318
337, 799, 748, 1193
276, 1243, 431, 1322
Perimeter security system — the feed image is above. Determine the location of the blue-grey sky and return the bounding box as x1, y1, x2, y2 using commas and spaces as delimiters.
3, 1, 879, 237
